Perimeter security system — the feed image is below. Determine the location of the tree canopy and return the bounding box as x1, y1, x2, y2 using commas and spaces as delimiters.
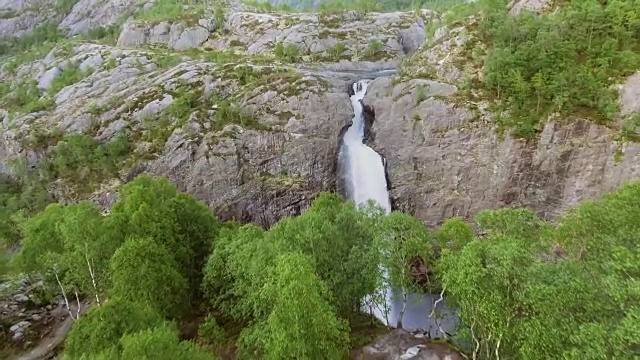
7, 173, 640, 360
438, 183, 640, 360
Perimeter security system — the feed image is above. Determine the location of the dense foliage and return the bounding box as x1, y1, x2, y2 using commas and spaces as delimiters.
478, 0, 640, 138
4, 169, 639, 359
438, 185, 640, 359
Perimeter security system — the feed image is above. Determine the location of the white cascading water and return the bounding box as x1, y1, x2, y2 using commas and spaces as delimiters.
340, 80, 392, 214
340, 79, 459, 335
339, 80, 394, 326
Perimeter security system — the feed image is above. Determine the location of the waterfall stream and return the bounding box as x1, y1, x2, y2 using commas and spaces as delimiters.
340, 80, 391, 213
339, 79, 458, 336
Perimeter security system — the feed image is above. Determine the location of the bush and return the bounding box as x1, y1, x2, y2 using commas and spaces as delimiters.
197, 315, 227, 347
274, 41, 300, 62
120, 323, 214, 360
47, 133, 131, 190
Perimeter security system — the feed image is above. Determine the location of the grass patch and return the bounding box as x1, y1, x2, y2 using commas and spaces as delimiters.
362, 39, 385, 61
0, 80, 54, 116
0, 22, 62, 62
80, 25, 122, 44
49, 64, 92, 95
212, 97, 271, 131
318, 0, 382, 15
135, 0, 227, 29
326, 42, 347, 61
242, 0, 293, 12
54, 0, 80, 14
274, 41, 300, 63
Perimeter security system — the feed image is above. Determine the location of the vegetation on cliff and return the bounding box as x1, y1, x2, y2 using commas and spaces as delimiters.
480, 0, 640, 138
2, 172, 639, 359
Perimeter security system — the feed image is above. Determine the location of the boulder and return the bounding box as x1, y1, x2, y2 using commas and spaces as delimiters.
37, 66, 62, 91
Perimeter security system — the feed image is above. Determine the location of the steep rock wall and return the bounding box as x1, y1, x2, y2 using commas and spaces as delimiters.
363, 76, 640, 227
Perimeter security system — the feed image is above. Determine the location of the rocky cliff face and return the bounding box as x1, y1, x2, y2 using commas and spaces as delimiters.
362, 10, 640, 226
0, 0, 143, 37
0, 42, 361, 226
1, 0, 639, 230
118, 9, 429, 57
363, 76, 640, 226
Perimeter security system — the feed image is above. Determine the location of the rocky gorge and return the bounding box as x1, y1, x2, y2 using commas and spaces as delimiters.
1, 0, 640, 358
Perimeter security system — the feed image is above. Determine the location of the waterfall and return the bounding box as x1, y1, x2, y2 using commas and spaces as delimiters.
339, 80, 394, 326
340, 80, 391, 214
339, 79, 459, 335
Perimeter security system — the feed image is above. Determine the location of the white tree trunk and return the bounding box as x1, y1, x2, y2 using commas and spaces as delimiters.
397, 289, 407, 329
75, 291, 81, 319
429, 286, 448, 338
84, 253, 101, 306
54, 272, 77, 321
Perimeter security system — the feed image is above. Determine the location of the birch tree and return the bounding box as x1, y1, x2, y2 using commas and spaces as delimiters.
108, 174, 219, 298
377, 211, 434, 329
267, 192, 381, 317
109, 237, 189, 319
250, 252, 349, 360
17, 203, 79, 319
57, 201, 118, 307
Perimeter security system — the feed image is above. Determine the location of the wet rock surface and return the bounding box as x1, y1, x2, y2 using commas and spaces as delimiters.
353, 329, 464, 360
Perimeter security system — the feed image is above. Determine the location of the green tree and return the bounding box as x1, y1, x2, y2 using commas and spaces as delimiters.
480, 0, 640, 138
437, 182, 640, 359
268, 193, 382, 316
57, 201, 118, 306
16, 201, 119, 316
202, 193, 381, 323
110, 237, 189, 319
197, 315, 227, 350
63, 300, 164, 359
435, 216, 474, 253
377, 211, 434, 328
243, 252, 349, 360
202, 223, 272, 322
168, 192, 220, 296
108, 174, 219, 299
438, 233, 534, 358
